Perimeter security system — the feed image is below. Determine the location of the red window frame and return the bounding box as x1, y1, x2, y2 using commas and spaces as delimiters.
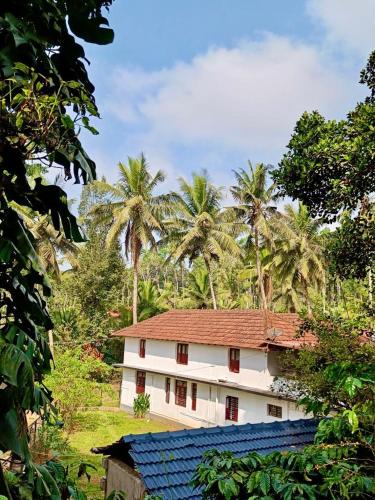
229, 348, 240, 373
176, 343, 188, 364
175, 380, 187, 407
165, 377, 171, 404
136, 370, 146, 394
225, 396, 238, 422
139, 339, 146, 358
191, 383, 197, 411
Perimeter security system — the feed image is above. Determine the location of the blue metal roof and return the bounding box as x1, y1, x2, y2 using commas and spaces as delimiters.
121, 419, 318, 499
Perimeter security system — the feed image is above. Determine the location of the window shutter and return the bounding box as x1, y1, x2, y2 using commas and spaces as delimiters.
267, 404, 282, 418
177, 343, 189, 364
139, 339, 146, 358
191, 383, 197, 411
229, 348, 240, 373
165, 377, 170, 404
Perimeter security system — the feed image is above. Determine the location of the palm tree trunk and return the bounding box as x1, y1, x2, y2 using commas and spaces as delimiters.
254, 228, 267, 310
48, 330, 54, 359
368, 267, 373, 310
303, 278, 312, 316
204, 258, 217, 310
133, 265, 138, 324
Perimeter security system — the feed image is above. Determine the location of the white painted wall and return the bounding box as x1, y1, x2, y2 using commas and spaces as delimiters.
120, 368, 308, 428
123, 337, 275, 390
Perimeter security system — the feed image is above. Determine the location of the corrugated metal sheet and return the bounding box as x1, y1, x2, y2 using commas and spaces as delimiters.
121, 419, 317, 499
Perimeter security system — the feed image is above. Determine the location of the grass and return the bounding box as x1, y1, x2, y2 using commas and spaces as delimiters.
64, 410, 179, 499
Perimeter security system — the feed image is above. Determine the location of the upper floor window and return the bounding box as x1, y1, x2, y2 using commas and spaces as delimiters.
225, 395, 238, 421
267, 404, 282, 419
139, 339, 146, 358
175, 380, 187, 407
229, 348, 240, 373
176, 343, 188, 364
165, 377, 170, 404
136, 370, 146, 394
191, 383, 197, 411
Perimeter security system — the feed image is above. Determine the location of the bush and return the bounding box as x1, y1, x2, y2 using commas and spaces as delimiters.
133, 393, 150, 418
45, 348, 114, 432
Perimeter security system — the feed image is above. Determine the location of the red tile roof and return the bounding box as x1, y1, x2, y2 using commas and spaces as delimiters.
112, 309, 315, 350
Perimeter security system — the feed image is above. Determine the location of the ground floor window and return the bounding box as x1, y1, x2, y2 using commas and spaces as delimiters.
225, 395, 238, 421
267, 403, 282, 418
136, 370, 146, 394
175, 379, 187, 407
191, 383, 197, 411
165, 377, 170, 403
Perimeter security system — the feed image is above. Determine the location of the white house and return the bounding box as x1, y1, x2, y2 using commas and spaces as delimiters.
113, 309, 314, 428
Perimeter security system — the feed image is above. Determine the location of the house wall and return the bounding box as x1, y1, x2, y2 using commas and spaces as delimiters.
120, 367, 308, 428
103, 457, 146, 499
123, 337, 275, 390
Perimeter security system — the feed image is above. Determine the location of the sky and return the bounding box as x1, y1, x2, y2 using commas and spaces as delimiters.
66, 0, 375, 201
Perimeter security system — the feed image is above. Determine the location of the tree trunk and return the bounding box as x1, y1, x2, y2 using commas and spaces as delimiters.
48, 330, 54, 359
368, 267, 373, 310
303, 278, 312, 316
132, 265, 138, 324
205, 258, 217, 310
254, 228, 267, 309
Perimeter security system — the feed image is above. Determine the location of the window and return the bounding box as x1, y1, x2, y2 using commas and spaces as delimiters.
229, 348, 240, 373
139, 339, 146, 358
267, 404, 282, 419
176, 343, 188, 364
191, 383, 197, 411
175, 380, 187, 407
165, 377, 170, 404
225, 396, 238, 421
136, 371, 146, 394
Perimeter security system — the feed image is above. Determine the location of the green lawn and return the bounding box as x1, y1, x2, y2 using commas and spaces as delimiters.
64, 410, 179, 499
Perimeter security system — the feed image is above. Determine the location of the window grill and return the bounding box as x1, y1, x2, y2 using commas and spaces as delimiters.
175, 380, 187, 407
267, 404, 282, 418
136, 370, 146, 394
225, 396, 238, 421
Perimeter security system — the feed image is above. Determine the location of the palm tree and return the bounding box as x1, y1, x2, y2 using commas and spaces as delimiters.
165, 173, 241, 309
271, 202, 325, 314
230, 162, 278, 309
184, 267, 211, 309
12, 203, 79, 281
91, 154, 169, 324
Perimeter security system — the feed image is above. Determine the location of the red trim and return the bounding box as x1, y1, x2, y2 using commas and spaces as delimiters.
229, 348, 240, 373
136, 370, 146, 394
177, 343, 188, 364
175, 380, 187, 407
191, 383, 197, 411
225, 396, 238, 421
139, 339, 146, 358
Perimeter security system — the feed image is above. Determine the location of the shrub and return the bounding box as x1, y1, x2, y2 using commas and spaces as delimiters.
133, 393, 151, 418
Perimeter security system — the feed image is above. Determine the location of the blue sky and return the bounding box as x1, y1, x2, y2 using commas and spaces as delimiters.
67, 0, 374, 201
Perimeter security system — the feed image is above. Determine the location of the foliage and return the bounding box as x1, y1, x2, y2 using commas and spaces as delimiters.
273, 51, 375, 278
231, 162, 278, 309
193, 318, 375, 498
90, 155, 171, 323
133, 393, 151, 419
45, 349, 113, 432
270, 203, 325, 313
33, 423, 71, 459
0, 0, 114, 497
165, 173, 241, 309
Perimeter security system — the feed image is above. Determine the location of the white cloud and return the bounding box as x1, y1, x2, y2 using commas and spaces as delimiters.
108, 34, 358, 159
307, 0, 375, 57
